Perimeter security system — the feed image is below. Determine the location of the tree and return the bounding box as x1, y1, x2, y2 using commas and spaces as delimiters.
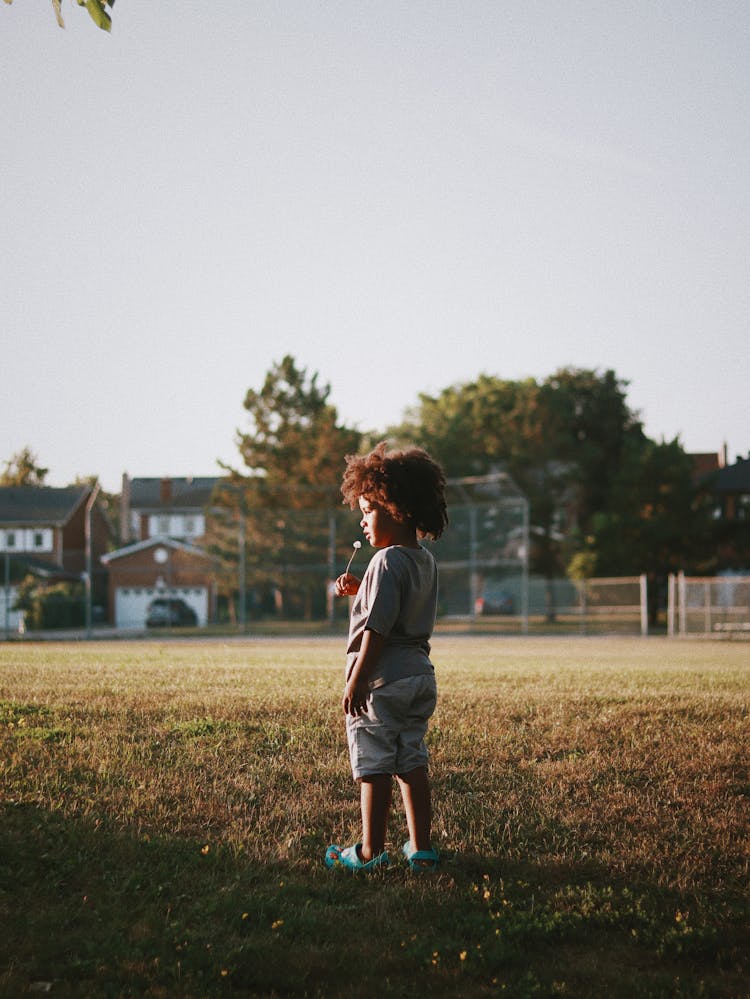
537, 367, 645, 531
3, 0, 114, 32
207, 356, 362, 621
392, 369, 643, 609
394, 375, 540, 478
1, 447, 49, 487
236, 355, 361, 505
589, 437, 714, 623
391, 367, 699, 617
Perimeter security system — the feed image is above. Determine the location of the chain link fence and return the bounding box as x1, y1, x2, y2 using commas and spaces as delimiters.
216, 472, 531, 627
668, 573, 750, 637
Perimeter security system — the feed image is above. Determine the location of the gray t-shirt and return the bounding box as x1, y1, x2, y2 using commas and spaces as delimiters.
346, 544, 438, 688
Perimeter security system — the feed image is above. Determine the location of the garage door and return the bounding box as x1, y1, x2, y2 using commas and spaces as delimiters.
114, 587, 208, 628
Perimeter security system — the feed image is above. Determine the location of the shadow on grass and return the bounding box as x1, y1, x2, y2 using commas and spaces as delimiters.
0, 804, 747, 998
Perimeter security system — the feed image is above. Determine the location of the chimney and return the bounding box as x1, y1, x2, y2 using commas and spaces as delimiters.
160, 477, 172, 505
120, 472, 131, 543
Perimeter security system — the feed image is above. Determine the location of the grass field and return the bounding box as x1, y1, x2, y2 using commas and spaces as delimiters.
0, 635, 748, 998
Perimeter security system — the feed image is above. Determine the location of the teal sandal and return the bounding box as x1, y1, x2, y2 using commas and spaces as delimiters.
402, 841, 439, 872
325, 843, 389, 872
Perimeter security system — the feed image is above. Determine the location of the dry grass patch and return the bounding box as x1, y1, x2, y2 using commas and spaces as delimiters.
0, 636, 747, 997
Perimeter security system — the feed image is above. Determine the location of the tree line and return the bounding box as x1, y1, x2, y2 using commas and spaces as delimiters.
203, 356, 723, 622
4, 355, 732, 622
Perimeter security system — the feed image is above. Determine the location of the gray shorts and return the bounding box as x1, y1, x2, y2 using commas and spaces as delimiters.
346, 674, 437, 780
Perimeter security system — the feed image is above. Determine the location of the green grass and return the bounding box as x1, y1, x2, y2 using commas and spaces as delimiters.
0, 636, 748, 997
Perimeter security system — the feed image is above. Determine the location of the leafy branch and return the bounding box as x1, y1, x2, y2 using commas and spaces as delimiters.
3, 0, 115, 32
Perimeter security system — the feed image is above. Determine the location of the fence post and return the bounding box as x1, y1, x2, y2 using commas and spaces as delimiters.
238, 506, 247, 633
578, 581, 587, 635
667, 573, 675, 637
327, 511, 337, 625
468, 504, 479, 618
84, 482, 100, 639
704, 578, 711, 636
3, 551, 9, 641
520, 495, 530, 635
639, 574, 648, 636
678, 571, 687, 637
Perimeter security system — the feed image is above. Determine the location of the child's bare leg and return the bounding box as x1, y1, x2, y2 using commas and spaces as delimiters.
359, 774, 392, 861
396, 765, 431, 852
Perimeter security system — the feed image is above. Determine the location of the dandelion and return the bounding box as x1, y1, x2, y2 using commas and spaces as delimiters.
200, 844, 210, 855
345, 540, 362, 575
459, 951, 467, 962
271, 919, 284, 930
241, 912, 249, 921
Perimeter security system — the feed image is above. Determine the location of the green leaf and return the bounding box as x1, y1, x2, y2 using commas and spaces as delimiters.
81, 0, 112, 31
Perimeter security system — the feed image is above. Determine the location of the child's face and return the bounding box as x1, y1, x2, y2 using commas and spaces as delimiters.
358, 496, 403, 549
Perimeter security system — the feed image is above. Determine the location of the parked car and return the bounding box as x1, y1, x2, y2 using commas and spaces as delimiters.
475, 588, 515, 615
145, 597, 197, 628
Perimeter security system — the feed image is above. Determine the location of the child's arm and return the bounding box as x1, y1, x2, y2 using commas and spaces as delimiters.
343, 628, 385, 716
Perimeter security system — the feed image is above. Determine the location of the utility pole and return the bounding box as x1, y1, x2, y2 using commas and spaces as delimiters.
84, 481, 101, 639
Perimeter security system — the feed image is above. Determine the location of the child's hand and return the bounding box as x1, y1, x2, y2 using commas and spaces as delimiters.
343, 676, 369, 716
335, 573, 360, 597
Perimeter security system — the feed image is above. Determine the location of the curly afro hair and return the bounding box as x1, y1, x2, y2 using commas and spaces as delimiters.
341, 442, 448, 541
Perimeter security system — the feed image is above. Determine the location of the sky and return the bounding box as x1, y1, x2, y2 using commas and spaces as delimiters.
2, 1, 749, 493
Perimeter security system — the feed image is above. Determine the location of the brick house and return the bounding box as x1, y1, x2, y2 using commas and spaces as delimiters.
0, 484, 112, 629
706, 453, 750, 522
698, 451, 750, 571
120, 474, 220, 544
104, 474, 221, 628
101, 536, 216, 628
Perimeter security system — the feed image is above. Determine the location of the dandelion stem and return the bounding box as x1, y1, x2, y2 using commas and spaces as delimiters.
345, 540, 361, 576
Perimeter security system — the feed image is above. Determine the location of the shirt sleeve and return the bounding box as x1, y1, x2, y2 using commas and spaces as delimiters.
361, 549, 402, 637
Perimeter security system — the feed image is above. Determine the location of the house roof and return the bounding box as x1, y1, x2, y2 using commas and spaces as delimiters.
0, 485, 90, 526
708, 456, 750, 494
127, 476, 220, 510
101, 535, 210, 564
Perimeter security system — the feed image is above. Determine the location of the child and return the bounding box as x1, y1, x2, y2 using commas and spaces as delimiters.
325, 442, 448, 872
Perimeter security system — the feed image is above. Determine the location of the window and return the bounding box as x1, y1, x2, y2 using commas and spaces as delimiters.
6, 532, 15, 548
34, 532, 44, 548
